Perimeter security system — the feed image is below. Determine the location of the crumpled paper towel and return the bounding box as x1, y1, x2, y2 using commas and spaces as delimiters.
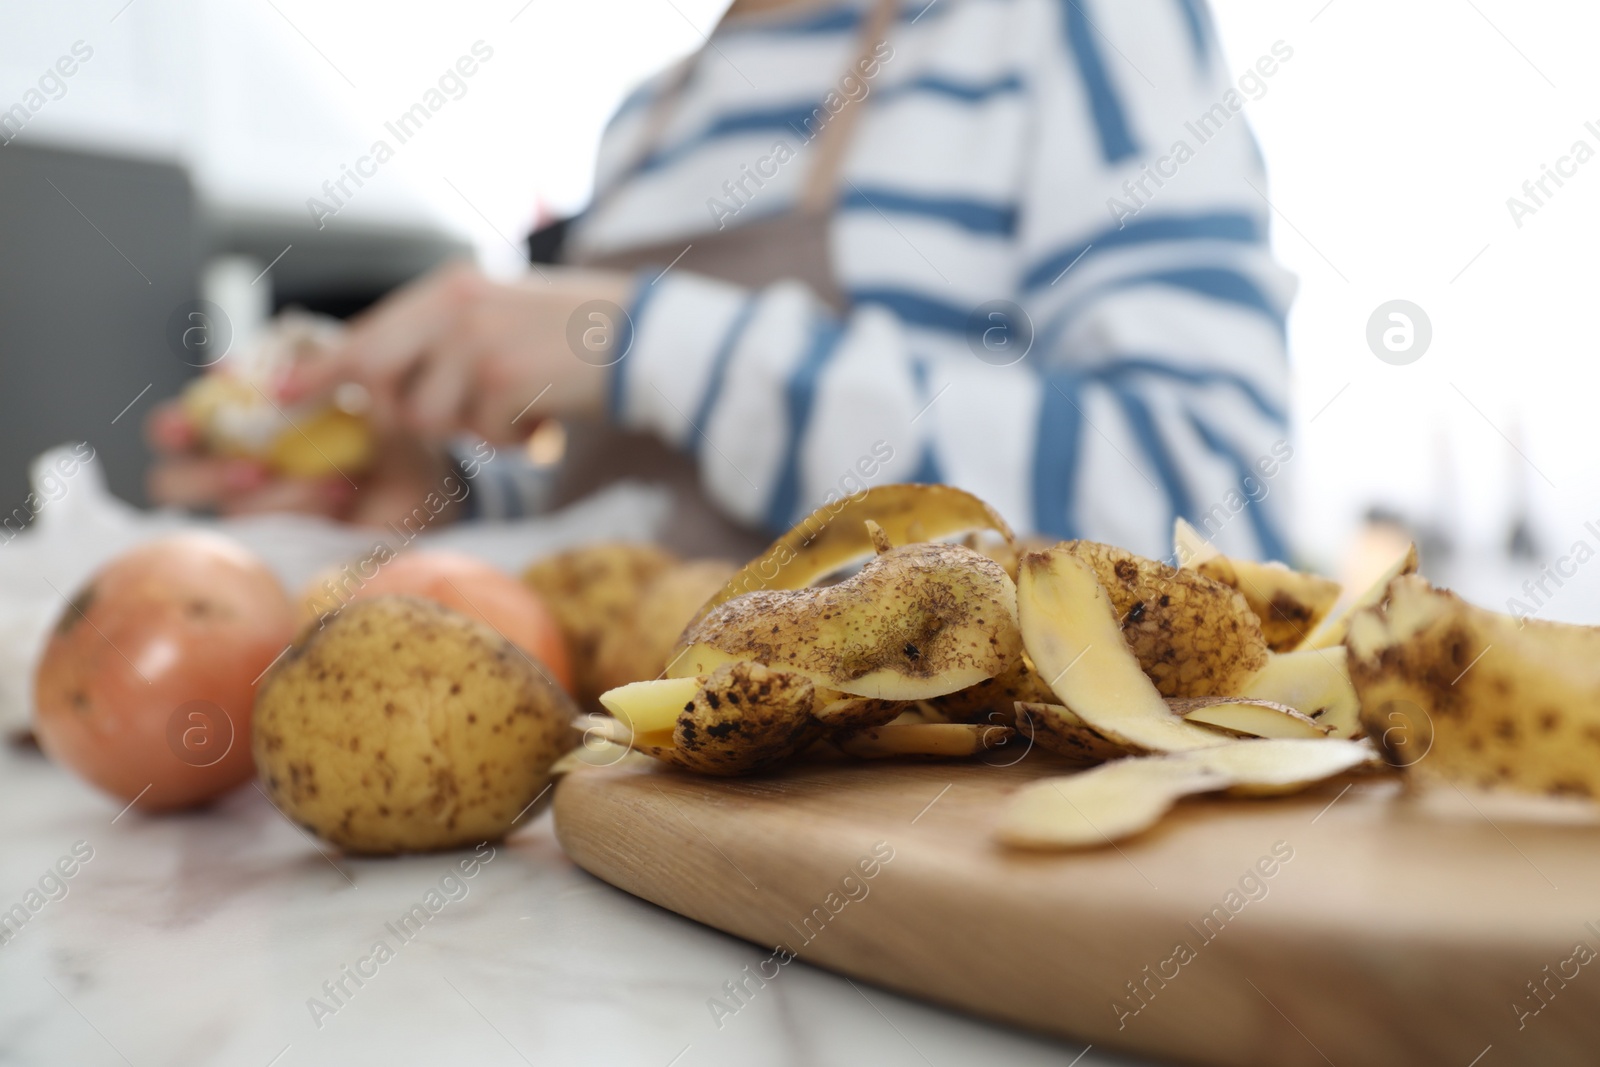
0, 444, 670, 734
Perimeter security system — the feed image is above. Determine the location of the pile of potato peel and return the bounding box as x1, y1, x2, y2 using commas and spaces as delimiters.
564, 486, 1600, 850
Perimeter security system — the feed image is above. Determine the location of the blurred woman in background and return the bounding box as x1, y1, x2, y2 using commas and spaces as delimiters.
148, 0, 1293, 561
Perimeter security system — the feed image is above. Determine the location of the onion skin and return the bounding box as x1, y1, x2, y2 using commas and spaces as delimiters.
33, 532, 297, 812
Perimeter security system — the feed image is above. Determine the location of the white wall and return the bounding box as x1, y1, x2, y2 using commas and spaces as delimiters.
1208, 0, 1600, 599
0, 0, 727, 273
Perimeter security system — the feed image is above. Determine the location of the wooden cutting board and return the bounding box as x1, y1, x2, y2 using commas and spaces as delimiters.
553, 753, 1600, 1067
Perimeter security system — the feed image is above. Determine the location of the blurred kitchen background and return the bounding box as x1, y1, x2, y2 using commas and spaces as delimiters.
1, 0, 1596, 621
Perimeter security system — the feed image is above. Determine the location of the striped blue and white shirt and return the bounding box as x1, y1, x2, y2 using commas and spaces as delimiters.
568, 0, 1296, 561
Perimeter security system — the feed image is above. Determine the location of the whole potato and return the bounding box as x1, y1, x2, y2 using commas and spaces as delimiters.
297, 549, 573, 692
593, 559, 739, 694
253, 595, 575, 854
522, 543, 679, 705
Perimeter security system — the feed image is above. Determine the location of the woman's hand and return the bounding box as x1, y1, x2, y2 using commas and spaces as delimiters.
281, 262, 635, 443
145, 260, 634, 526
144, 401, 461, 527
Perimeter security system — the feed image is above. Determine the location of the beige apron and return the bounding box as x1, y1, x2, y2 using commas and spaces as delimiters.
559, 0, 897, 559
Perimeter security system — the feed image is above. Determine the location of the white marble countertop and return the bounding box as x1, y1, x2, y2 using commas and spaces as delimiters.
0, 740, 1153, 1067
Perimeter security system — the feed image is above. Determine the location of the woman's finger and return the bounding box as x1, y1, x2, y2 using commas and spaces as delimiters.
465, 380, 553, 445
282, 262, 481, 412
402, 347, 473, 439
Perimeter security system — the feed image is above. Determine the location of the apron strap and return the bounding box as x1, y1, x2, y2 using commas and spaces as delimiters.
797, 0, 898, 213
615, 55, 698, 186
610, 0, 898, 216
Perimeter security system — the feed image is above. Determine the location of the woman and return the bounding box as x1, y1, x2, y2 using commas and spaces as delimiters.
149, 0, 1293, 562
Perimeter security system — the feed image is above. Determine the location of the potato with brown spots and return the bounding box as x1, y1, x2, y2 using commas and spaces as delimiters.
522, 543, 679, 707
1348, 574, 1600, 799
253, 596, 576, 854
668, 662, 823, 776
1059, 540, 1268, 698
595, 668, 898, 774
812, 695, 908, 734
1193, 556, 1341, 653
670, 541, 1021, 701
686, 483, 1014, 630
1173, 517, 1343, 652
592, 559, 739, 694
962, 533, 1057, 583
919, 655, 1057, 724
1018, 548, 1230, 754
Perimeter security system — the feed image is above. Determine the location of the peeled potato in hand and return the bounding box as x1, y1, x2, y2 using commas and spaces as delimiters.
253, 595, 576, 854
179, 312, 374, 479
264, 407, 374, 478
